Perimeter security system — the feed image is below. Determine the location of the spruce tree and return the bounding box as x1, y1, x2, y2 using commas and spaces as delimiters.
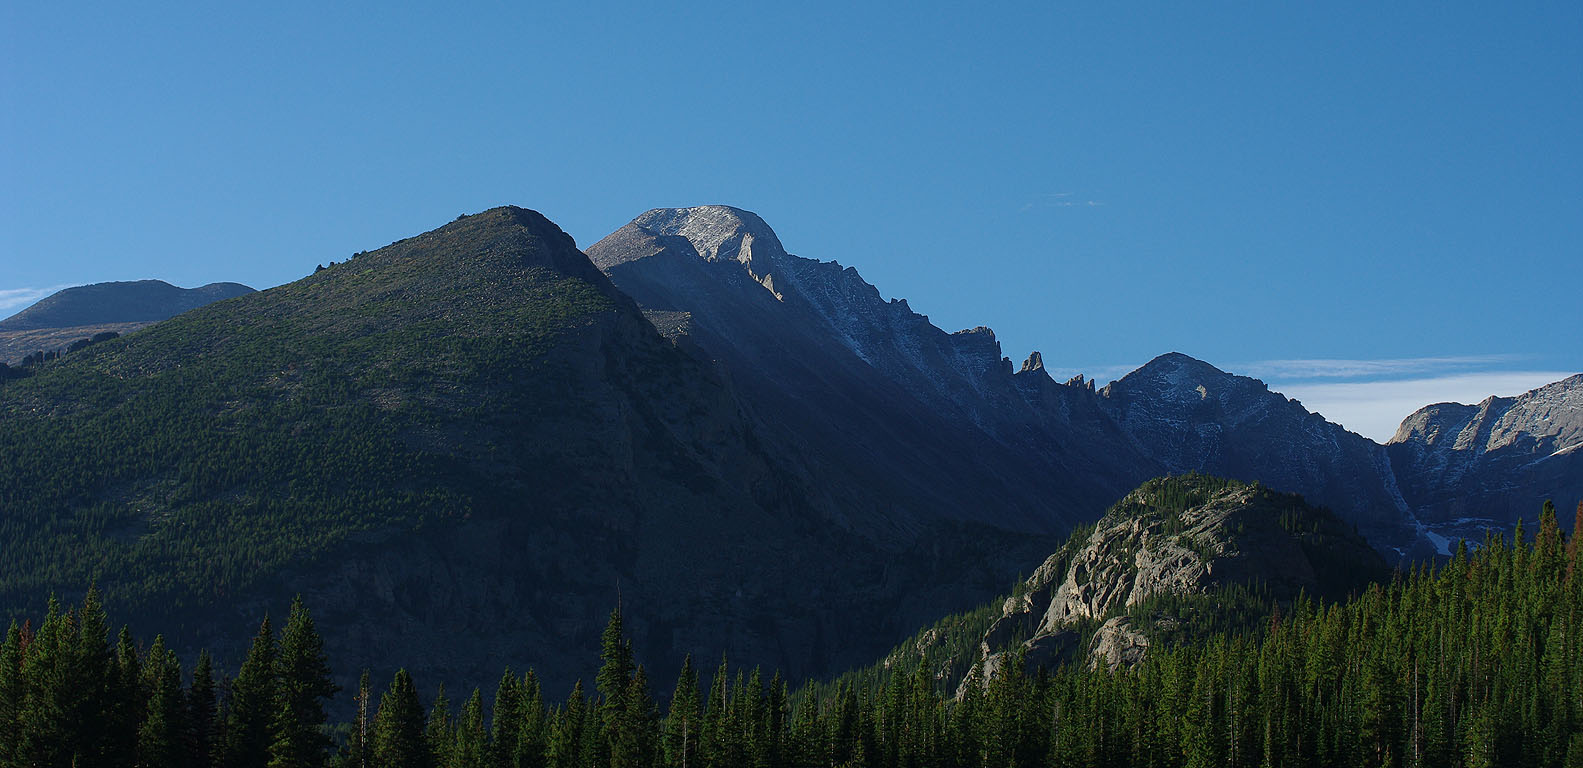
453, 688, 489, 768
0, 621, 23, 766
268, 597, 338, 768
597, 604, 634, 716
491, 669, 524, 766
547, 681, 586, 768
189, 649, 219, 768
222, 616, 278, 768
611, 665, 656, 768
345, 670, 372, 768
108, 624, 144, 760
372, 669, 430, 768
515, 670, 548, 768
425, 684, 454, 767
137, 636, 188, 768
663, 656, 700, 768
72, 586, 116, 767
16, 597, 69, 766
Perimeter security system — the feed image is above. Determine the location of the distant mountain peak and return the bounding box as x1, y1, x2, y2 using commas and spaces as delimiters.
1100, 352, 1243, 403
1137, 351, 1229, 378
0, 279, 255, 332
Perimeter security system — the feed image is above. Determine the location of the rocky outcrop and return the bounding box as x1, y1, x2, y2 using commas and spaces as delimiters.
1389, 375, 1583, 540
966, 476, 1386, 684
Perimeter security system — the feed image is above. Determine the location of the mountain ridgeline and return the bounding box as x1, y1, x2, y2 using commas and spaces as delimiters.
0, 203, 1578, 718
590, 205, 1578, 555
0, 207, 1050, 701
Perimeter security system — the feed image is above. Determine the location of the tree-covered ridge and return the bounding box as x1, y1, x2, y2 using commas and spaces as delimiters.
819, 474, 1387, 699
2, 501, 1580, 766
0, 208, 631, 617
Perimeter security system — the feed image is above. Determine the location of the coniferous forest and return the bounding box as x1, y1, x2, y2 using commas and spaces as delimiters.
2, 503, 1580, 768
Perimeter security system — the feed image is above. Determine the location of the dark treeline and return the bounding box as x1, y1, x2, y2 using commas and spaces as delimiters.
3, 502, 1581, 767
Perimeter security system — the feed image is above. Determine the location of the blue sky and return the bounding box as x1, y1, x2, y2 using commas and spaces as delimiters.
3, 2, 1579, 440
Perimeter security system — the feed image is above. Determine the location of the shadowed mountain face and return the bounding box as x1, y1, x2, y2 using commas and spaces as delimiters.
1389, 374, 1583, 539
590, 206, 1157, 535
0, 207, 1051, 701
0, 280, 255, 364
590, 207, 1422, 548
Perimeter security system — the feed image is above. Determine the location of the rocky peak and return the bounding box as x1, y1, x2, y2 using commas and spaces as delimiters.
1099, 352, 1238, 402
630, 206, 788, 264
1019, 351, 1047, 375
1386, 373, 1583, 533
617, 206, 793, 299
968, 476, 1386, 682
1389, 374, 1583, 456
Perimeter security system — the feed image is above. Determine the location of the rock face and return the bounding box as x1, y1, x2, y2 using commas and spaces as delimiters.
969, 476, 1386, 681
590, 207, 1428, 548
1388, 375, 1583, 541
0, 280, 254, 364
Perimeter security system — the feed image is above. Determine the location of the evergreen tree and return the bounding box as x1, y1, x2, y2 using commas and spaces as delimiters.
222, 616, 279, 768
425, 684, 454, 768
546, 681, 586, 768
268, 597, 338, 768
611, 665, 657, 768
491, 669, 524, 767
72, 586, 116, 768
372, 669, 430, 768
0, 621, 23, 766
663, 656, 701, 768
514, 670, 548, 768
700, 655, 731, 768
137, 636, 188, 768
108, 624, 145, 760
453, 688, 489, 768
344, 670, 372, 768
16, 597, 70, 766
189, 649, 219, 768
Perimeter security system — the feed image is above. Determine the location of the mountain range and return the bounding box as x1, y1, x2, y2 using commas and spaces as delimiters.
590, 205, 1576, 557
0, 204, 1576, 701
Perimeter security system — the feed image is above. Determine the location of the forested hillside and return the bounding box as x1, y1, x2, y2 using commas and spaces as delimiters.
4, 501, 1578, 767
0, 206, 1049, 701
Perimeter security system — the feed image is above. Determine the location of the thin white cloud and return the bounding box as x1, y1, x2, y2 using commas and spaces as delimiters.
1020, 192, 1104, 212
1238, 355, 1519, 380
0, 285, 72, 313
1272, 371, 1576, 443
